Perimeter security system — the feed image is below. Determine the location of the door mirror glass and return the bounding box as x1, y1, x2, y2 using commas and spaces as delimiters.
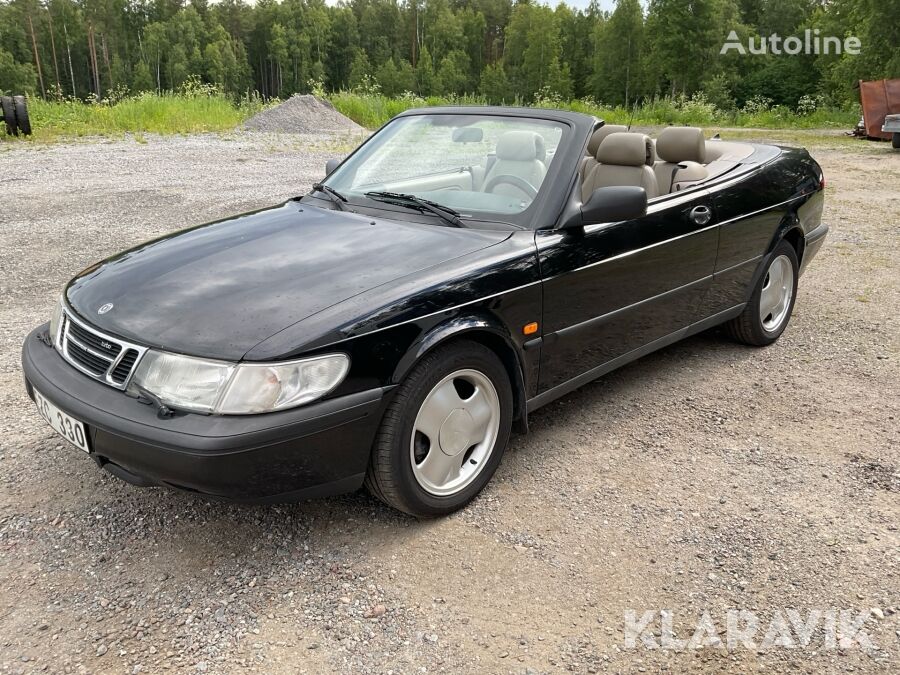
579, 186, 647, 226
325, 158, 341, 177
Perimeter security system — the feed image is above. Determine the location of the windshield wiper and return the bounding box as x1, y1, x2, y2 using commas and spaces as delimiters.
311, 183, 348, 211
364, 191, 464, 228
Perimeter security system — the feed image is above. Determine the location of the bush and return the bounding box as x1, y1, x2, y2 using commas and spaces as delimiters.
328, 91, 857, 130
9, 89, 267, 141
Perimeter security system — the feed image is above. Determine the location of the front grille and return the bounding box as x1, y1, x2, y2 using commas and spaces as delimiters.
68, 320, 122, 359
57, 309, 147, 390
67, 339, 110, 375
111, 349, 139, 384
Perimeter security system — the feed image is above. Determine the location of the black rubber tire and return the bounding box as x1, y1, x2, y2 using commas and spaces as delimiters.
365, 340, 513, 517
13, 96, 31, 136
892, 133, 900, 149
725, 239, 799, 346
1, 96, 16, 136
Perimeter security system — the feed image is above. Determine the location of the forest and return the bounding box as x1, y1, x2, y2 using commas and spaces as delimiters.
0, 0, 898, 114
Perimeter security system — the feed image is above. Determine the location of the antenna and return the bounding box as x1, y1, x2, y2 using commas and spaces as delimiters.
626, 99, 639, 131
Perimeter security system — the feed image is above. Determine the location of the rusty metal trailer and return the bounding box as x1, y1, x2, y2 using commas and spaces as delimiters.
858, 78, 900, 147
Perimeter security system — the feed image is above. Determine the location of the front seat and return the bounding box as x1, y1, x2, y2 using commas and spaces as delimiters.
579, 124, 627, 178
482, 131, 547, 201
581, 132, 658, 202
653, 126, 709, 194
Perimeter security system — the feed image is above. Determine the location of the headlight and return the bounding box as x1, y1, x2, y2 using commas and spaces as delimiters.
49, 297, 63, 349
130, 351, 235, 414
130, 351, 349, 415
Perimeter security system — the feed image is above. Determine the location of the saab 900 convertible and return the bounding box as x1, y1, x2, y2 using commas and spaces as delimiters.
22, 107, 827, 516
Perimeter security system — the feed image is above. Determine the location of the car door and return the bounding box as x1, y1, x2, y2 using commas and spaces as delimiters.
535, 189, 718, 393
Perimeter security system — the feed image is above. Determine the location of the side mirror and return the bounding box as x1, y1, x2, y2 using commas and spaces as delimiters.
325, 158, 341, 177
578, 186, 647, 226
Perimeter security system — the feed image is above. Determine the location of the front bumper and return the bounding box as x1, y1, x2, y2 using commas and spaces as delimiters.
22, 325, 387, 502
882, 115, 900, 134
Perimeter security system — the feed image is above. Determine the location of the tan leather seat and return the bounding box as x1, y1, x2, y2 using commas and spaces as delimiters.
579, 124, 628, 178
582, 133, 658, 202
483, 131, 547, 200
653, 127, 708, 194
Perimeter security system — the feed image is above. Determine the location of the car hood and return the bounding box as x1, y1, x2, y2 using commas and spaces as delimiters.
65, 202, 510, 360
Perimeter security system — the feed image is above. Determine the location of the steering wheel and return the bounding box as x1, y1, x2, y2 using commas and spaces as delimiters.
482, 174, 539, 199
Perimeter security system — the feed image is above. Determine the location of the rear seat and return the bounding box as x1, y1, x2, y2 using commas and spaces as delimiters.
579, 124, 627, 178
653, 127, 709, 194
582, 132, 658, 201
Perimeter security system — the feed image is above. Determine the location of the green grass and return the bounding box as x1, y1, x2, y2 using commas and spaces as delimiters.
2, 92, 267, 142
328, 92, 859, 131
2, 90, 860, 145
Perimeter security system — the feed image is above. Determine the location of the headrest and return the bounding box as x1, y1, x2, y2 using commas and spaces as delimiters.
587, 124, 627, 156
656, 126, 706, 163
596, 133, 654, 167
496, 131, 546, 162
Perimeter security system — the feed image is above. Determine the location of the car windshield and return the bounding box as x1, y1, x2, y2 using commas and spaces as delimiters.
323, 114, 566, 220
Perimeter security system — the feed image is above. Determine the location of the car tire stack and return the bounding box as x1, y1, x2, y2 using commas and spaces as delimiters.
1, 95, 32, 137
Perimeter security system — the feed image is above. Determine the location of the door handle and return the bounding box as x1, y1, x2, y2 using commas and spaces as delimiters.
690, 205, 713, 226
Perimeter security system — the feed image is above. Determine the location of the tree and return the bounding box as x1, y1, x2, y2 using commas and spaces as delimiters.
131, 59, 155, 92
0, 47, 38, 94
505, 3, 571, 100
479, 61, 510, 103
591, 0, 644, 106
415, 43, 436, 95
644, 0, 721, 95
348, 50, 372, 91
437, 49, 470, 95
0, 0, 893, 110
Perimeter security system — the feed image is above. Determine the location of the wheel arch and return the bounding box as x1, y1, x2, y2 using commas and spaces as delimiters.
391, 316, 529, 432
769, 213, 806, 265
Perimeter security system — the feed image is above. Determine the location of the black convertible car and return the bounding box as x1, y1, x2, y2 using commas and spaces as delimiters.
22, 107, 827, 516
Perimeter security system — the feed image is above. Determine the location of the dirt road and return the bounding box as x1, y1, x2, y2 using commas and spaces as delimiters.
0, 132, 897, 673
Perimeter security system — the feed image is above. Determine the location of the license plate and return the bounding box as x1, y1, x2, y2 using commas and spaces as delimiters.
33, 388, 90, 453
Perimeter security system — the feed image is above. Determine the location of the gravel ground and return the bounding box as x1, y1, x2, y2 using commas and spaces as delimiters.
244, 95, 364, 135
0, 131, 897, 674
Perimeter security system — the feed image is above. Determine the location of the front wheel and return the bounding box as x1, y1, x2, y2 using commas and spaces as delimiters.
892, 133, 900, 149
365, 340, 513, 517
725, 239, 799, 346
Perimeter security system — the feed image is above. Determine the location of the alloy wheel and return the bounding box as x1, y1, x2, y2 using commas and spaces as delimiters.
409, 369, 501, 496
759, 254, 794, 333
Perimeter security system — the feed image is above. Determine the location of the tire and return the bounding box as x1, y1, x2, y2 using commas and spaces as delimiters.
13, 96, 31, 136
892, 133, 900, 149
725, 239, 799, 346
365, 340, 513, 517
1, 96, 16, 136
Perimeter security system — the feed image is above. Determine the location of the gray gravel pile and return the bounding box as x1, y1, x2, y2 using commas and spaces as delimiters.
0, 133, 897, 673
244, 95, 365, 134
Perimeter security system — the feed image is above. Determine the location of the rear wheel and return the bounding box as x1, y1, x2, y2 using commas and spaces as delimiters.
365, 341, 513, 517
892, 133, 900, 149
725, 239, 799, 346
1, 96, 16, 136
13, 96, 31, 136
